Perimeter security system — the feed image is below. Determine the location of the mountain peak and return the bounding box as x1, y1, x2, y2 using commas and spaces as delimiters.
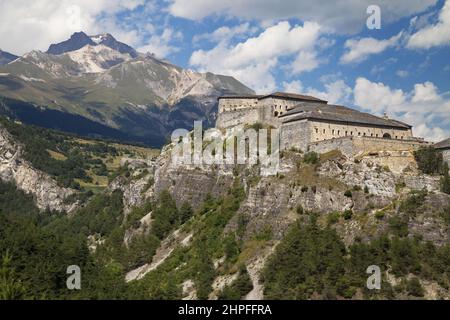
0, 49, 19, 65
47, 31, 95, 55
46, 31, 138, 58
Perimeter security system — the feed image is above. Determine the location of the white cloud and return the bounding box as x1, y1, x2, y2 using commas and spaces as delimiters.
189, 21, 322, 92
306, 80, 353, 105
192, 23, 257, 44
282, 80, 303, 93
282, 79, 352, 105
353, 77, 450, 141
396, 70, 409, 78
291, 51, 320, 74
340, 32, 402, 64
412, 82, 441, 102
138, 28, 182, 58
0, 0, 148, 55
407, 0, 450, 49
168, 0, 437, 34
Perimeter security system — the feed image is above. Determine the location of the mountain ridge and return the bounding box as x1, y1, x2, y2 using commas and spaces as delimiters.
0, 32, 254, 147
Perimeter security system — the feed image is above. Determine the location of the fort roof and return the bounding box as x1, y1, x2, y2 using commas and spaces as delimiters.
218, 92, 327, 103
258, 92, 328, 103
434, 138, 450, 149
280, 103, 412, 130
217, 94, 263, 100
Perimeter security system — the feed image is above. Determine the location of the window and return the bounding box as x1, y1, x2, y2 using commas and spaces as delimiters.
358, 132, 361, 136
345, 131, 348, 136
332, 129, 335, 135
363, 132, 366, 136
338, 130, 340, 135
315, 128, 319, 134
323, 129, 326, 134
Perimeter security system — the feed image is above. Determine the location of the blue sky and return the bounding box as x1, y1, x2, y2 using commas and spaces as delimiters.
0, 0, 449, 141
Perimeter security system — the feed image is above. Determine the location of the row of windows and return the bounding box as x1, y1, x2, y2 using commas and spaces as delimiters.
314, 127, 405, 140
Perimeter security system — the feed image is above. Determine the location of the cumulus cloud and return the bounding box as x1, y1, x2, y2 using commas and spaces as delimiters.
407, 0, 450, 49
138, 28, 182, 58
0, 0, 149, 55
340, 32, 402, 64
168, 0, 437, 34
192, 23, 257, 44
354, 77, 450, 141
189, 21, 322, 92
282, 79, 352, 105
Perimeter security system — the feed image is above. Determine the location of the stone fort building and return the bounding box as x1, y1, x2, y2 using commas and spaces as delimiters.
217, 92, 428, 156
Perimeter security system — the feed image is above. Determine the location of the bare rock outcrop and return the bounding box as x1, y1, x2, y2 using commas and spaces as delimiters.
0, 125, 77, 212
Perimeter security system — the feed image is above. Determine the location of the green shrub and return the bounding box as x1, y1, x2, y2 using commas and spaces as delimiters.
296, 205, 304, 215
375, 211, 385, 220
407, 277, 424, 297
218, 265, 253, 300
440, 163, 450, 195
343, 210, 353, 220
303, 152, 319, 164
344, 190, 353, 198
327, 212, 340, 225
414, 147, 444, 175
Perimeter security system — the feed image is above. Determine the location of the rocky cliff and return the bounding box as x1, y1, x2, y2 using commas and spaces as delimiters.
110, 139, 450, 299
0, 124, 77, 212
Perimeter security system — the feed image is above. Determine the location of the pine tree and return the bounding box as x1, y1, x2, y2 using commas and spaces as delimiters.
0, 251, 27, 300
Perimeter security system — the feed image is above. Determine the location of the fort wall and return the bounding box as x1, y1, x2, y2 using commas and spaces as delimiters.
309, 120, 413, 142
216, 108, 260, 129
308, 136, 429, 157
280, 120, 310, 151
443, 149, 450, 165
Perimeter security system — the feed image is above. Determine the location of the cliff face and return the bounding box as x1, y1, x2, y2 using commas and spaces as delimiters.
114, 141, 450, 299
0, 125, 77, 212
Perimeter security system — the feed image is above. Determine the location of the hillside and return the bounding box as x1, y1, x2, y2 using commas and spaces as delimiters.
0, 32, 254, 147
1, 118, 450, 300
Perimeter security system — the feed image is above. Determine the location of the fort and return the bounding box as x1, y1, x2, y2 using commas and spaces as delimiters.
216, 92, 430, 157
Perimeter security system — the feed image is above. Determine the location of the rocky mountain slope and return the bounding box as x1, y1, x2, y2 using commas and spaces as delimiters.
1, 119, 449, 300
106, 137, 450, 300
0, 123, 76, 212
0, 32, 254, 146
0, 50, 18, 65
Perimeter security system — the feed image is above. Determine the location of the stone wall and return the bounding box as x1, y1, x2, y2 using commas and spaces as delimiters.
280, 119, 310, 151
218, 97, 259, 112
443, 149, 450, 166
309, 120, 413, 142
309, 136, 429, 157
216, 108, 260, 129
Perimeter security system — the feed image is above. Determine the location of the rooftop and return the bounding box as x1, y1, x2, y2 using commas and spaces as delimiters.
218, 94, 263, 100
280, 103, 412, 130
218, 91, 327, 103
259, 92, 327, 103
434, 138, 450, 149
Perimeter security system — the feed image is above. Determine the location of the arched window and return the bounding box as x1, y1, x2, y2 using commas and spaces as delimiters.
383, 133, 392, 139
274, 111, 279, 117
